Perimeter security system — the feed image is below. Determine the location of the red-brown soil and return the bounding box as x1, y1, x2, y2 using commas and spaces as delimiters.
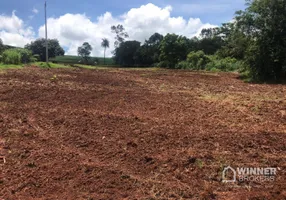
0, 67, 285, 200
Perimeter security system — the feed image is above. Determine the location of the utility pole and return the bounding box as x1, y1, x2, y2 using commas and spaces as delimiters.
45, 1, 49, 65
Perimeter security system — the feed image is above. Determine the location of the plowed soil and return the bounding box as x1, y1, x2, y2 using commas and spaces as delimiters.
0, 67, 285, 200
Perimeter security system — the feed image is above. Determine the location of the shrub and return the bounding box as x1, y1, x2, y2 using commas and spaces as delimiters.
175, 51, 243, 72
156, 61, 173, 68
175, 61, 190, 69
185, 51, 211, 70
209, 67, 220, 72
17, 48, 33, 63
1, 48, 33, 64
205, 56, 242, 72
2, 49, 21, 64
33, 54, 40, 62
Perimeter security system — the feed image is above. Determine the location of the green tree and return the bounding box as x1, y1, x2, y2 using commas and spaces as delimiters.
159, 34, 190, 68
217, 28, 249, 60
111, 24, 129, 48
146, 33, 164, 46
101, 38, 110, 65
114, 40, 141, 66
200, 28, 219, 39
78, 42, 92, 64
197, 28, 225, 55
186, 51, 211, 70
236, 0, 286, 81
136, 33, 164, 65
25, 38, 65, 61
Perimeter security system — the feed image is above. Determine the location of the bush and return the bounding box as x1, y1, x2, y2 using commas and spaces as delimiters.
1, 48, 33, 64
175, 51, 243, 72
205, 56, 242, 72
209, 67, 220, 72
156, 61, 173, 68
2, 49, 21, 64
175, 61, 190, 69
184, 51, 211, 70
33, 54, 40, 62
17, 48, 33, 63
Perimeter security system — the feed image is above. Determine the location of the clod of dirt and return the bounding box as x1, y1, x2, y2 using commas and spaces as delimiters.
143, 156, 154, 164
184, 157, 197, 167
126, 141, 138, 148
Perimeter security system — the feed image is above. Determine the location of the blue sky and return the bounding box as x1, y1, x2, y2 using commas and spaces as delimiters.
0, 0, 246, 56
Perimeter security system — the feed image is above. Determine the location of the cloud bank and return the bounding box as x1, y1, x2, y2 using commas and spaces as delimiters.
0, 11, 35, 47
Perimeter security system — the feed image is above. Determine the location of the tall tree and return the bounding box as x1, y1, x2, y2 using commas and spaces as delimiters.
101, 38, 110, 65
77, 42, 92, 64
200, 28, 219, 39
114, 41, 141, 66
25, 39, 65, 61
216, 22, 249, 60
236, 0, 286, 81
136, 33, 164, 65
197, 28, 225, 55
111, 24, 129, 48
145, 33, 164, 46
159, 34, 190, 67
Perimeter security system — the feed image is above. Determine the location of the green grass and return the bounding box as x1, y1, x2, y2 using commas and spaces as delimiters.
0, 63, 24, 69
35, 62, 71, 68
50, 55, 115, 65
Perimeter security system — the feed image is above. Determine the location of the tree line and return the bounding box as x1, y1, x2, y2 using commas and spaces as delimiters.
0, 0, 285, 82
111, 0, 286, 82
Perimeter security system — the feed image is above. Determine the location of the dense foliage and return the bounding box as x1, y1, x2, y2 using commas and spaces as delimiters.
114, 41, 141, 66
159, 34, 190, 67
135, 33, 163, 66
111, 0, 286, 82
1, 48, 34, 64
175, 51, 241, 72
25, 38, 65, 62
235, 0, 286, 81
50, 55, 113, 65
2, 49, 21, 64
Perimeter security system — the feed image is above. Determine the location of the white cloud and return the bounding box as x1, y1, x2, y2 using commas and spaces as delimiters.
32, 8, 39, 14
38, 3, 216, 57
0, 4, 216, 55
0, 11, 23, 32
0, 11, 35, 47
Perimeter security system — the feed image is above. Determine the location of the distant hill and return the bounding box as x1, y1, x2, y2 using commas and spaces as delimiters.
3, 45, 17, 50
50, 55, 114, 65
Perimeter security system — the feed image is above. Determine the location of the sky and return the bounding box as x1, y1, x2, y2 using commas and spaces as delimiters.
0, 0, 246, 57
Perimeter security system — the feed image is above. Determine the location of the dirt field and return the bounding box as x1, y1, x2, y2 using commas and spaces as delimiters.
0, 67, 285, 200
